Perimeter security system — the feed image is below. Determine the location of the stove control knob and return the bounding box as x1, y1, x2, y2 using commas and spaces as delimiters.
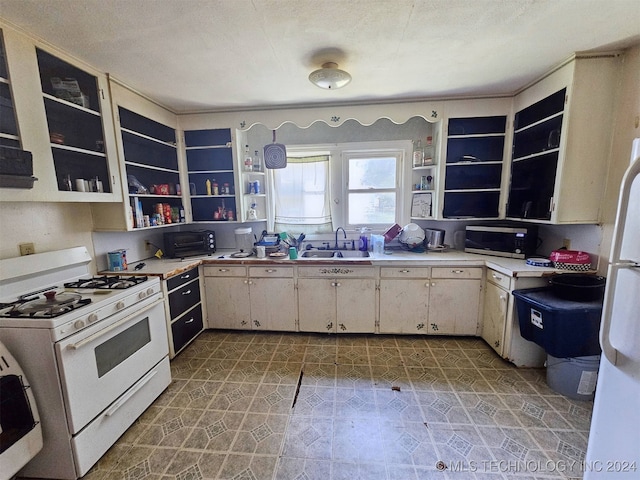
74, 320, 85, 330
146, 288, 154, 296
88, 313, 99, 323
116, 301, 125, 310
138, 291, 147, 300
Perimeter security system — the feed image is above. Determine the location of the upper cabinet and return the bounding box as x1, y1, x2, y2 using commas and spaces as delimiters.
0, 23, 121, 202
91, 80, 182, 230
506, 55, 621, 224
0, 31, 19, 148
184, 128, 238, 223
442, 116, 507, 219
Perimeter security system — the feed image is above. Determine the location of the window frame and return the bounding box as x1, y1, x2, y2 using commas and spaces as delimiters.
267, 140, 410, 232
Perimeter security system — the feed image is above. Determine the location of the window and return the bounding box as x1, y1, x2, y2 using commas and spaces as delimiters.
270, 154, 333, 233
344, 151, 400, 226
267, 141, 408, 231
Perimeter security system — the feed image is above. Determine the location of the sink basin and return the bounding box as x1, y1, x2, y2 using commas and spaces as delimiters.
335, 250, 370, 258
299, 250, 370, 259
300, 250, 336, 258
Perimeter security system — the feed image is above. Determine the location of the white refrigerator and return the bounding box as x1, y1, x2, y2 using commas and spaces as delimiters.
585, 138, 640, 478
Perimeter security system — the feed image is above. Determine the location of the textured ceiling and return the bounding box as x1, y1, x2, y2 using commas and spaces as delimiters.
1, 0, 639, 113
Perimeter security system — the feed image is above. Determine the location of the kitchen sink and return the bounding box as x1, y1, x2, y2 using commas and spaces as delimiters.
334, 250, 370, 258
299, 250, 370, 259
300, 250, 336, 258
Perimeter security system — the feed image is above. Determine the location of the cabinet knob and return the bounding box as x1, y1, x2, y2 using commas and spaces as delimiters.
431, 282, 436, 287
181, 289, 192, 295
500, 294, 507, 302
181, 274, 191, 279
400, 269, 410, 273
451, 269, 464, 274
265, 269, 276, 273
492, 273, 503, 281
185, 317, 194, 324
219, 268, 229, 272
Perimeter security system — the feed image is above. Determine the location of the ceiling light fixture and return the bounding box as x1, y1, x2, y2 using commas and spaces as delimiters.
308, 62, 352, 89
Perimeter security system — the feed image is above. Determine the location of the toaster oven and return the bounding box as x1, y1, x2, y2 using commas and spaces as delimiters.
163, 230, 216, 258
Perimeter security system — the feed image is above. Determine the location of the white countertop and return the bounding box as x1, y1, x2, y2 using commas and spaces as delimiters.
118, 248, 558, 279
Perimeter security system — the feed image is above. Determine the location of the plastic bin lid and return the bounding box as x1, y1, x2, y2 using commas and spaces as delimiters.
512, 288, 604, 311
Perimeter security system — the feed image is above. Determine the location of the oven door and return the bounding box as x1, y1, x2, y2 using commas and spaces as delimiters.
55, 296, 168, 434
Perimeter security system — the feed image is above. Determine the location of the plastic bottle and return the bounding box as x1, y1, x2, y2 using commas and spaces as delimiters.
359, 227, 369, 251
253, 150, 262, 172
247, 201, 258, 220
205, 179, 212, 195
244, 145, 253, 171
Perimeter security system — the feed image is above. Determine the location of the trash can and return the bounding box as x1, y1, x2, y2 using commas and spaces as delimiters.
546, 354, 600, 401
513, 287, 603, 401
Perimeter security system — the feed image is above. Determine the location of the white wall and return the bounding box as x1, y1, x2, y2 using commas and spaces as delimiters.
0, 201, 96, 265
597, 44, 640, 273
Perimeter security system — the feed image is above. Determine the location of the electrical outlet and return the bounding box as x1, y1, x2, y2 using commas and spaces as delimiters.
19, 242, 35, 256
562, 238, 571, 250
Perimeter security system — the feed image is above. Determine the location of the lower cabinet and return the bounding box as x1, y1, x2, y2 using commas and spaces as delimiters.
247, 266, 296, 331
297, 266, 376, 333
428, 267, 483, 335
204, 266, 250, 329
379, 267, 430, 334
164, 267, 205, 357
203, 265, 296, 331
482, 268, 548, 367
379, 266, 482, 335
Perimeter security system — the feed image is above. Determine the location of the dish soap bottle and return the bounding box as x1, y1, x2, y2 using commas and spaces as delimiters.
359, 227, 369, 251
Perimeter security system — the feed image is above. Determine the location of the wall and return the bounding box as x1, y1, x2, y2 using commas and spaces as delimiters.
0, 201, 96, 264
597, 44, 640, 273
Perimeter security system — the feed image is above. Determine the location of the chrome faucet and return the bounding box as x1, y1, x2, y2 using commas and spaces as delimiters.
334, 227, 346, 249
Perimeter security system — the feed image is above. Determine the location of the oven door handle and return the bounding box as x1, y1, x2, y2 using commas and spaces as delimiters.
66, 298, 163, 350
104, 368, 157, 417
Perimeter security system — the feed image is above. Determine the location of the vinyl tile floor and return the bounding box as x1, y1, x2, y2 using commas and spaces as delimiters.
84, 331, 594, 480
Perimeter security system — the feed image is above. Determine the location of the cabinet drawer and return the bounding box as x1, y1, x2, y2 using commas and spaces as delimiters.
204, 265, 247, 277
171, 304, 203, 353
431, 267, 483, 279
167, 267, 199, 291
380, 267, 430, 278
298, 265, 375, 278
168, 278, 201, 319
486, 269, 512, 290
248, 266, 294, 278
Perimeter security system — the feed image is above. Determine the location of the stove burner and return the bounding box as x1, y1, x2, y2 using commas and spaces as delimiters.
1, 298, 92, 319
64, 275, 148, 290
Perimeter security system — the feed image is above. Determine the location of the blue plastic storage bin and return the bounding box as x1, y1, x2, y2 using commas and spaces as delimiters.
513, 287, 602, 357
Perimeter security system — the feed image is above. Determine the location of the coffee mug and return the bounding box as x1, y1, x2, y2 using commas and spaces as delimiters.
256, 246, 266, 258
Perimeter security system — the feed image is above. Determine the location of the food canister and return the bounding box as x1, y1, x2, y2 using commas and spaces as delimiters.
107, 249, 127, 271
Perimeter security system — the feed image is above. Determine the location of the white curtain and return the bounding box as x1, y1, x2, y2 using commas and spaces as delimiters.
269, 155, 332, 234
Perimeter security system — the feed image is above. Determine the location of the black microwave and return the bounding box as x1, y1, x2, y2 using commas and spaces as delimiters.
163, 230, 216, 258
465, 224, 537, 259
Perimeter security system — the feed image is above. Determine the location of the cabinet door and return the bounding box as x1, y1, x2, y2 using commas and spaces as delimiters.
336, 278, 376, 333
297, 278, 336, 333
482, 281, 508, 354
249, 277, 296, 331
428, 279, 481, 335
205, 276, 250, 329
379, 279, 430, 334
